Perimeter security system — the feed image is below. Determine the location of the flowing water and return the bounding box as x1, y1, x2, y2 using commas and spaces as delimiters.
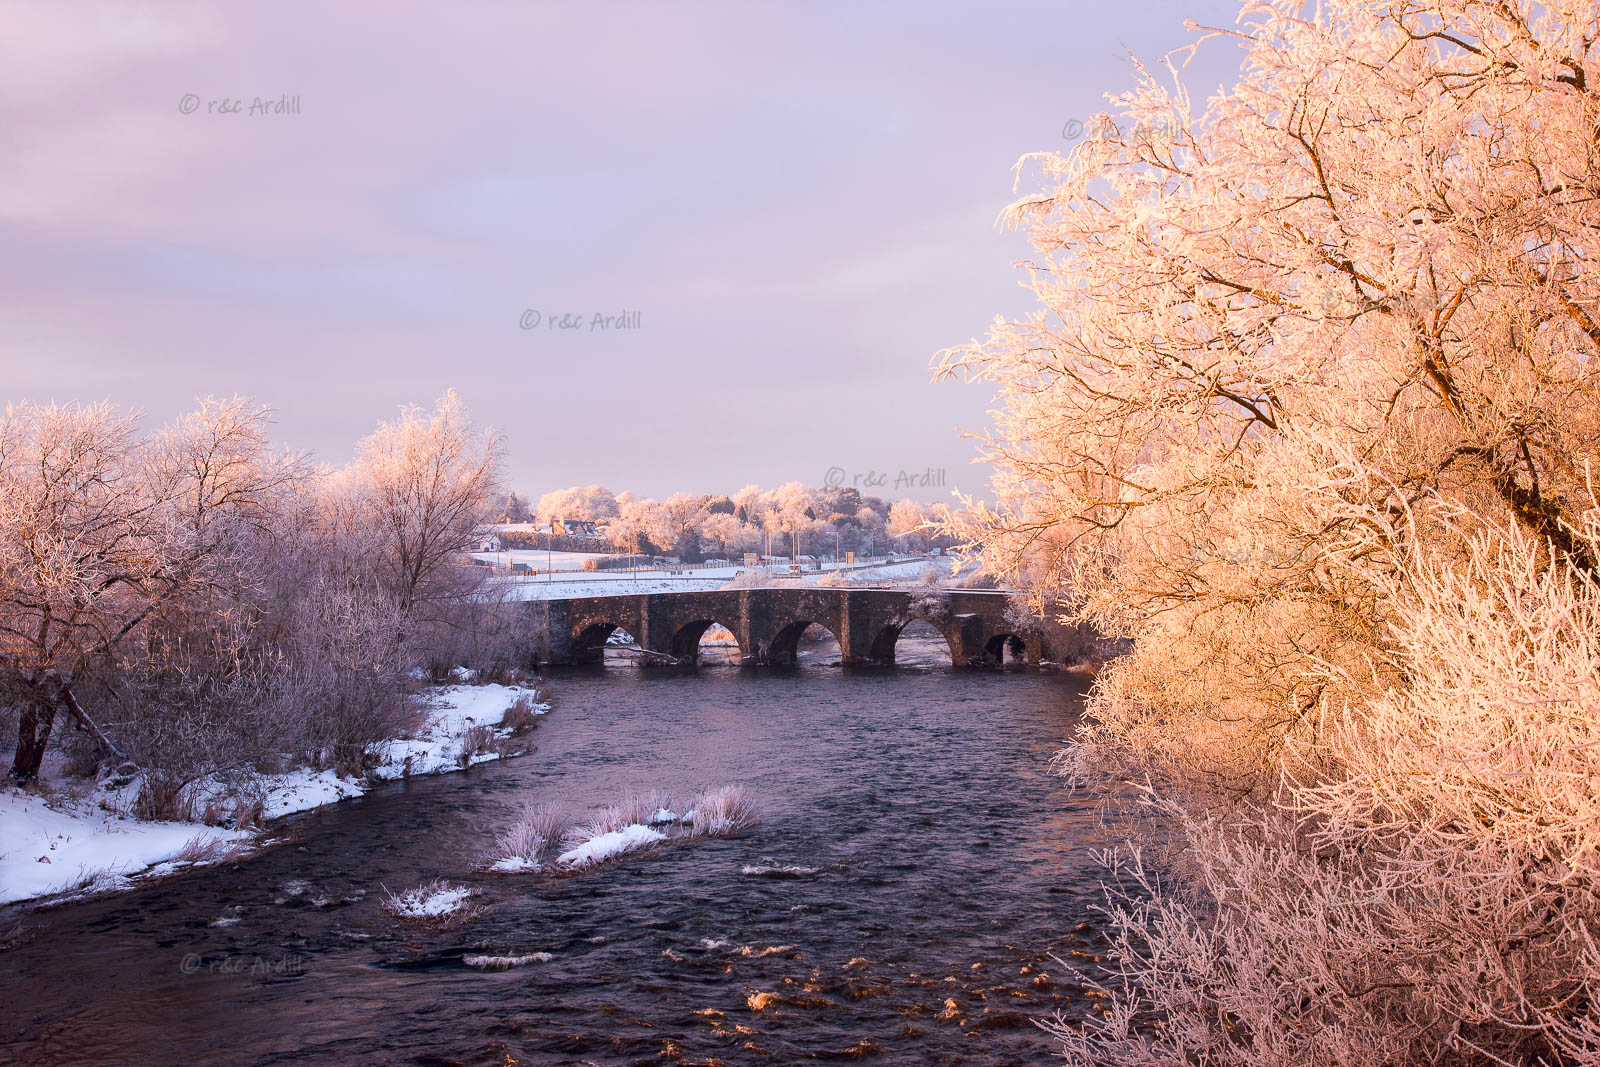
0, 635, 1125, 1065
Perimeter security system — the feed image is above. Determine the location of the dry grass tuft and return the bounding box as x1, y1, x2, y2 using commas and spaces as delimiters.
499, 693, 547, 733
379, 879, 485, 927
688, 784, 759, 837
494, 803, 570, 867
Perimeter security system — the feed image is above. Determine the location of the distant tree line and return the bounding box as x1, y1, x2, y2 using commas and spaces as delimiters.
498, 482, 956, 560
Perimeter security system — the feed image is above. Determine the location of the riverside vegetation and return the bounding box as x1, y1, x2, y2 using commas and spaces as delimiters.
943, 1, 1600, 1063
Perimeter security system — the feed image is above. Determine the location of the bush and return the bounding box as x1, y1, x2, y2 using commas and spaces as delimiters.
413, 593, 544, 684
493, 803, 570, 867
379, 879, 484, 927
499, 692, 547, 733
134, 774, 196, 822
687, 784, 759, 837
455, 724, 500, 768
592, 553, 652, 571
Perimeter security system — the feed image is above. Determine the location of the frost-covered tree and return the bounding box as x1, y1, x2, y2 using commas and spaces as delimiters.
886, 498, 929, 549
941, 1, 1600, 1062
346, 390, 501, 615
0, 398, 298, 780
536, 484, 618, 524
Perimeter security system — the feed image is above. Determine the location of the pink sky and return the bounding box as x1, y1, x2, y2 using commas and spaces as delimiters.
0, 0, 1245, 502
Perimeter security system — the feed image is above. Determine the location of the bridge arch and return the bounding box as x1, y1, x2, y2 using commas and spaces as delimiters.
571, 621, 632, 664
766, 619, 843, 666
867, 618, 959, 666
983, 632, 1031, 667
668, 618, 743, 664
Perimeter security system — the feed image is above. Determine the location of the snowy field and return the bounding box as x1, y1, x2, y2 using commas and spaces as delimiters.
0, 683, 546, 907
497, 556, 951, 600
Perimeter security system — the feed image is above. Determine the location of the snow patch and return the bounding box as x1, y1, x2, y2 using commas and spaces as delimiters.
381, 880, 479, 920
0, 787, 250, 906
557, 824, 665, 868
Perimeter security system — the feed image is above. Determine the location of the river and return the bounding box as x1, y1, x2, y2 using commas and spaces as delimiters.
1, 634, 1119, 1065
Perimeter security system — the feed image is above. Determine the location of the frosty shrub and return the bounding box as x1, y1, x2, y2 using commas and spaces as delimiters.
455, 724, 500, 768
133, 775, 197, 823
908, 574, 951, 622
608, 788, 674, 829
172, 834, 244, 866
1048, 527, 1600, 1066
494, 804, 570, 867
499, 693, 547, 733
379, 879, 483, 926
547, 790, 678, 859
940, 1, 1600, 1062
414, 590, 540, 685
688, 784, 759, 837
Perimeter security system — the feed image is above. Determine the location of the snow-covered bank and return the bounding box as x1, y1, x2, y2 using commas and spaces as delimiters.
0, 684, 548, 908
241, 683, 548, 821
0, 790, 253, 907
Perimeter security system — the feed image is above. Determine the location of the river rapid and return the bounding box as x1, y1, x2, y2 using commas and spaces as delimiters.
1, 635, 1122, 1065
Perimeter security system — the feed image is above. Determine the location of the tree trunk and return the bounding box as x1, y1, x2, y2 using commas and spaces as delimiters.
10, 690, 59, 782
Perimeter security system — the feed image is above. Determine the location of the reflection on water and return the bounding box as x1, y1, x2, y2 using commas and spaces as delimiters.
0, 636, 1118, 1066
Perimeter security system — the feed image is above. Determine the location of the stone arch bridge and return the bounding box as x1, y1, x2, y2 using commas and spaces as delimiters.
522, 587, 1092, 668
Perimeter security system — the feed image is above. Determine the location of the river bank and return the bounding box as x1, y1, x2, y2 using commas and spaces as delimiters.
0, 682, 547, 909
